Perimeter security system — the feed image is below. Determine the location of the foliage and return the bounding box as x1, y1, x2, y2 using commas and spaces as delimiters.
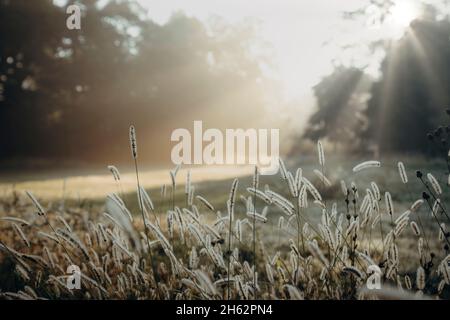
0, 0, 273, 165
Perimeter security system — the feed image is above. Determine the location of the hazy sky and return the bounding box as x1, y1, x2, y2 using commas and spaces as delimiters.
137, 0, 363, 100
136, 0, 427, 101
55, 0, 433, 108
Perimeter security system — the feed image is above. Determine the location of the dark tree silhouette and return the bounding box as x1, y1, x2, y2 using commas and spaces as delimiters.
0, 0, 273, 167
303, 66, 371, 151
304, 2, 450, 155
364, 8, 450, 154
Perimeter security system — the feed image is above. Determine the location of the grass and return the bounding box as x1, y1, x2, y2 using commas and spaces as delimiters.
0, 138, 449, 299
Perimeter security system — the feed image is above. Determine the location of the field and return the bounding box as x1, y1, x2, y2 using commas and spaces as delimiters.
0, 150, 449, 300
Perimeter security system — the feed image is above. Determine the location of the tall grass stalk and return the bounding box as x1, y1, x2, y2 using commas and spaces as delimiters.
252, 165, 258, 299
129, 125, 159, 298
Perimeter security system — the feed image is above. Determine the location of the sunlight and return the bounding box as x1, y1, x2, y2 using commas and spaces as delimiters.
390, 0, 419, 28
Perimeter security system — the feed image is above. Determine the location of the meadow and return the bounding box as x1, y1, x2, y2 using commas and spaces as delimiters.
0, 132, 449, 300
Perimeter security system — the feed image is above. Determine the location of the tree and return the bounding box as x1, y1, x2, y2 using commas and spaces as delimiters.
0, 0, 274, 166
303, 66, 371, 151
364, 8, 450, 154
304, 2, 450, 155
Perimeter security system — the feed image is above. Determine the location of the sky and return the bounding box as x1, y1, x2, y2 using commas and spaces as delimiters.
136, 0, 364, 100
135, 0, 427, 101
54, 0, 434, 112
54, 0, 440, 145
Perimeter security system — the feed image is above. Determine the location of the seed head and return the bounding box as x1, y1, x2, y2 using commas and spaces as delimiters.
129, 125, 137, 159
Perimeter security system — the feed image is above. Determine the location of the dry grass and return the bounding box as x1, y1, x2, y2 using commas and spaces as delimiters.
0, 136, 449, 300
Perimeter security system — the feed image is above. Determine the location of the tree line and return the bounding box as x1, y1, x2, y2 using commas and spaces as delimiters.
304, 5, 450, 155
